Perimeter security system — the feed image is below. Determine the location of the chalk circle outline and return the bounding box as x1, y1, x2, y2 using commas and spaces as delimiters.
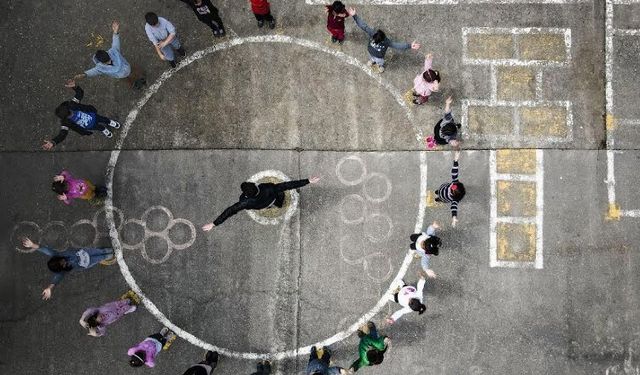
105, 35, 423, 360
245, 170, 299, 226
11, 221, 42, 253
364, 213, 394, 243
336, 155, 368, 186
339, 194, 367, 225
363, 172, 393, 203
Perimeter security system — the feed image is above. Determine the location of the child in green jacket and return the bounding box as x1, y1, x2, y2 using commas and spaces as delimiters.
349, 321, 390, 372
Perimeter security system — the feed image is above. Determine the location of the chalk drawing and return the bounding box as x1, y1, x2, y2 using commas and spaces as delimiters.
104, 36, 425, 360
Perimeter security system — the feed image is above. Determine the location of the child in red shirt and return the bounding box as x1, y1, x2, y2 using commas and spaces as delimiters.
326, 1, 349, 44
250, 0, 275, 29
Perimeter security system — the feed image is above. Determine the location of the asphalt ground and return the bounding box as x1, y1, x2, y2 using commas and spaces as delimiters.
1, 0, 640, 374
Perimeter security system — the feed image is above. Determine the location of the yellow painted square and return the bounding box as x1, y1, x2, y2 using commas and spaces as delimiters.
518, 34, 567, 62
519, 106, 568, 138
467, 34, 514, 60
496, 149, 537, 174
497, 67, 535, 101
468, 106, 513, 135
497, 181, 537, 217
497, 223, 536, 261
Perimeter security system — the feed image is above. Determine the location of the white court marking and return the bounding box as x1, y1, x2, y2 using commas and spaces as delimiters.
245, 170, 300, 226
604, 0, 640, 218
461, 27, 573, 146
305, 0, 590, 4
489, 150, 544, 269
104, 35, 426, 360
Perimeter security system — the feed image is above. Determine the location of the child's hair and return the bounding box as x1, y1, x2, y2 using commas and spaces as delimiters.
54, 103, 71, 119
422, 236, 441, 256
366, 349, 385, 365
240, 182, 259, 197
331, 1, 346, 12
47, 256, 72, 273
145, 12, 159, 26
85, 312, 100, 328
423, 69, 441, 83
51, 181, 69, 195
94, 50, 111, 64
441, 122, 459, 137
372, 30, 386, 44
409, 298, 427, 314
450, 182, 466, 201
129, 351, 146, 367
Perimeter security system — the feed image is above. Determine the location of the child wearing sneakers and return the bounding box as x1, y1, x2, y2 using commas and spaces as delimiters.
145, 12, 186, 68
385, 277, 427, 325
348, 321, 390, 372
42, 80, 120, 151
412, 53, 441, 105
128, 327, 176, 368
409, 221, 441, 278
435, 151, 465, 227
79, 292, 139, 337
250, 0, 276, 29
425, 96, 461, 150
325, 1, 349, 44
182, 351, 219, 375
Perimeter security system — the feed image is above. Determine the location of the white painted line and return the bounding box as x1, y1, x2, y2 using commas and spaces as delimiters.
621, 210, 640, 217
535, 70, 544, 100
495, 173, 537, 182
104, 35, 425, 360
617, 118, 640, 126
607, 149, 617, 205
464, 99, 572, 107
613, 29, 640, 36
462, 27, 572, 35
534, 149, 544, 269
489, 151, 498, 268
611, 0, 640, 4
490, 65, 498, 102
462, 58, 569, 67
496, 216, 536, 224
606, 0, 614, 116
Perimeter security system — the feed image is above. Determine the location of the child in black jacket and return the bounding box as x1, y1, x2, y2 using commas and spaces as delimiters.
179, 0, 226, 37
42, 80, 120, 150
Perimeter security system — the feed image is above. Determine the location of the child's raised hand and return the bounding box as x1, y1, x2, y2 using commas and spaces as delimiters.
446, 96, 453, 106
21, 237, 37, 249
411, 41, 421, 50
426, 53, 433, 60
347, 7, 356, 16
53, 175, 65, 182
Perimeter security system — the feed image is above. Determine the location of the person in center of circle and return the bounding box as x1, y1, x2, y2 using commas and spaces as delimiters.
202, 176, 321, 230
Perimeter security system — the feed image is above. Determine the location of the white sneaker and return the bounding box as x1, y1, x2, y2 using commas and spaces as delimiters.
377, 66, 385, 73
101, 128, 113, 138
160, 327, 169, 336
109, 120, 121, 129
367, 60, 375, 67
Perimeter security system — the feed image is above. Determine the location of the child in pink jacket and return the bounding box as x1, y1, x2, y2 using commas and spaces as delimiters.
412, 53, 440, 105
128, 327, 175, 368
51, 170, 107, 205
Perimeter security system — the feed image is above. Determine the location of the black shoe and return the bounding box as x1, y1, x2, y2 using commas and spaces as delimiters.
331, 36, 337, 43
204, 351, 219, 368
177, 47, 186, 57
257, 20, 264, 28
218, 29, 226, 37
169, 60, 177, 68
268, 19, 276, 29
133, 78, 146, 90
338, 39, 344, 45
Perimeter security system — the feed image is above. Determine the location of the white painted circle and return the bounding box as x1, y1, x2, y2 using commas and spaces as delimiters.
339, 194, 367, 225
363, 172, 393, 203
104, 35, 425, 360
245, 170, 300, 225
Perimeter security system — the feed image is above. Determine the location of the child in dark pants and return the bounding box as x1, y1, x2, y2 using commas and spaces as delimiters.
128, 327, 176, 368
179, 0, 226, 37
325, 1, 349, 44
182, 351, 219, 375
435, 151, 465, 227
349, 321, 390, 372
42, 80, 120, 150
250, 0, 275, 29
250, 360, 271, 374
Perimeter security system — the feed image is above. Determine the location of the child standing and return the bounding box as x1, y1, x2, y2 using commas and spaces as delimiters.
435, 151, 465, 227
42, 81, 120, 150
250, 361, 271, 374
51, 170, 107, 205
325, 1, 349, 44
182, 351, 219, 375
21, 238, 114, 300
128, 327, 177, 368
145, 12, 186, 68
412, 53, 441, 105
385, 277, 427, 325
349, 321, 390, 372
79, 294, 138, 337
348, 7, 420, 72
179, 0, 226, 37
409, 221, 441, 278
250, 0, 276, 29
306, 346, 348, 375
426, 96, 461, 150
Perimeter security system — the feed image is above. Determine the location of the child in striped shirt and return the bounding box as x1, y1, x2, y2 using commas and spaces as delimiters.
435, 151, 465, 227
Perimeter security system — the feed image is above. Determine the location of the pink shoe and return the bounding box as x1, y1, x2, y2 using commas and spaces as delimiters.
425, 136, 436, 149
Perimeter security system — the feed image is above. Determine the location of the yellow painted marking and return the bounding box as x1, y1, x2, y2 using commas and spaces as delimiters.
497, 223, 536, 261
497, 180, 537, 217
100, 257, 117, 266
468, 106, 513, 135
404, 88, 415, 106
86, 32, 105, 48
518, 34, 566, 61
466, 34, 514, 60
520, 106, 568, 137
496, 149, 537, 174
606, 113, 616, 130
606, 202, 621, 221
497, 66, 535, 101
426, 190, 436, 207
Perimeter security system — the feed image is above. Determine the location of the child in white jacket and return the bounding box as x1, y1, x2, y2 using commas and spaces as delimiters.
386, 277, 426, 324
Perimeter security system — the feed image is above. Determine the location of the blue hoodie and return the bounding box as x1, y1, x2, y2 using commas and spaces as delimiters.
85, 33, 131, 79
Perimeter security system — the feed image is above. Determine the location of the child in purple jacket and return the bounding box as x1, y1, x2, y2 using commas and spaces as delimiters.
51, 170, 107, 205
128, 327, 176, 368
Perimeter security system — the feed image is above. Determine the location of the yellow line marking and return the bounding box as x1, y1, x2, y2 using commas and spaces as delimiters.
606, 202, 621, 221
606, 113, 616, 130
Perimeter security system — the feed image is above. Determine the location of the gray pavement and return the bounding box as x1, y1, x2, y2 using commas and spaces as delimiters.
2, 0, 640, 375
